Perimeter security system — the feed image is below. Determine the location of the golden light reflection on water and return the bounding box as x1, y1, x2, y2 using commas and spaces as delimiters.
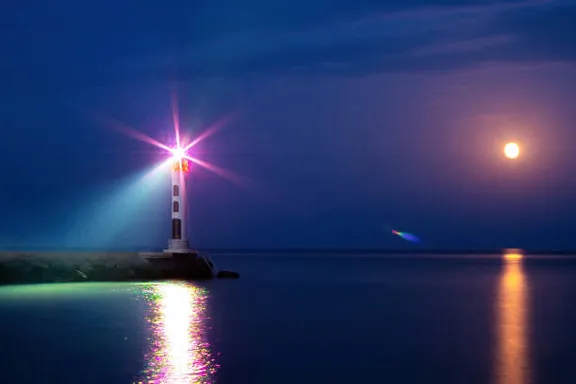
137, 282, 219, 384
495, 249, 529, 384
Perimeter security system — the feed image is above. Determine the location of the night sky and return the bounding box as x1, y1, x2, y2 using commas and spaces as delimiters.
1, 0, 575, 250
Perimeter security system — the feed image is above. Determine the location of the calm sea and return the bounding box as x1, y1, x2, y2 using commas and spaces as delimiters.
1, 252, 576, 383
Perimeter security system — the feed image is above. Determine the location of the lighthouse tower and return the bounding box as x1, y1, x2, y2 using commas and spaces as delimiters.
164, 151, 193, 253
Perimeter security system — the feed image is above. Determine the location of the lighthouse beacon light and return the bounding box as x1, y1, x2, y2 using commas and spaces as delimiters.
171, 146, 186, 160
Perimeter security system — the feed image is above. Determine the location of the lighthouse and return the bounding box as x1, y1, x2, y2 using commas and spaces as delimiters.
164, 147, 193, 254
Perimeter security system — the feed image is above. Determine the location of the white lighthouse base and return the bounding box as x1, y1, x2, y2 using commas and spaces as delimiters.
163, 239, 193, 254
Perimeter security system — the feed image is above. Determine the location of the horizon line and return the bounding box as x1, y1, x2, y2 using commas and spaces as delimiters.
0, 247, 575, 255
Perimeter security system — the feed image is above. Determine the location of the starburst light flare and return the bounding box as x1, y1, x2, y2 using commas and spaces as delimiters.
96, 93, 247, 187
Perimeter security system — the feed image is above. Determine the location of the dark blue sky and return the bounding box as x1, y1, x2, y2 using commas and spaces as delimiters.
1, 0, 575, 250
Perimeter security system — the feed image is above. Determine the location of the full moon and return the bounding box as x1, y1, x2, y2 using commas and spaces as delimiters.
504, 142, 520, 159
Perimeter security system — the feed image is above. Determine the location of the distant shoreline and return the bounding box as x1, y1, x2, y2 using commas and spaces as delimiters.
199, 249, 576, 256
0, 248, 574, 256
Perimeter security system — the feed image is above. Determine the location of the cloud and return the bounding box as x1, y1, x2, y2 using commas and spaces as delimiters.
108, 0, 576, 81
485, 0, 576, 61
1, 0, 574, 87
412, 35, 517, 56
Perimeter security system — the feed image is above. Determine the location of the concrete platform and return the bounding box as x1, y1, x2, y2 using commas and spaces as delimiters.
139, 250, 217, 279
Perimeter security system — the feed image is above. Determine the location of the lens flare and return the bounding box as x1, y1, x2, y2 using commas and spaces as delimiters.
391, 229, 420, 243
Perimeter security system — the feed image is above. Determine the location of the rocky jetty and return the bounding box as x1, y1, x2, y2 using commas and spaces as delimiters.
0, 251, 238, 285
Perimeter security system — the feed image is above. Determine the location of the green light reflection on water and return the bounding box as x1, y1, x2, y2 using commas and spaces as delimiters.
0, 281, 220, 383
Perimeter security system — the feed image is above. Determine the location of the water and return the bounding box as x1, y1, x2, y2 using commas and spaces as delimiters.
1, 252, 576, 383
